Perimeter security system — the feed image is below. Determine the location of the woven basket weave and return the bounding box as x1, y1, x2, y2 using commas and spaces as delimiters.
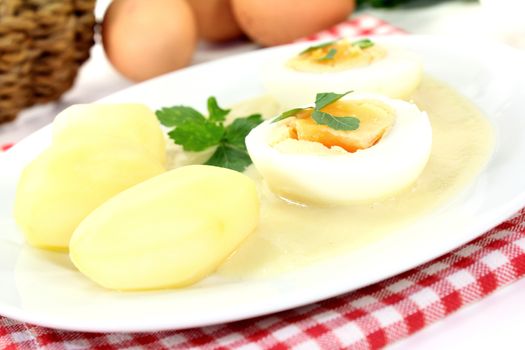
0, 0, 95, 124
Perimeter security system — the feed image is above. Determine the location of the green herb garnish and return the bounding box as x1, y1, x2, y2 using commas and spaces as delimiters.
272, 108, 305, 123
300, 39, 373, 58
272, 91, 360, 131
314, 91, 359, 130
166, 117, 224, 152
300, 40, 336, 55
207, 96, 230, 122
156, 106, 205, 127
315, 91, 352, 110
352, 38, 374, 49
204, 143, 251, 172
317, 48, 337, 61
311, 111, 360, 130
156, 97, 263, 172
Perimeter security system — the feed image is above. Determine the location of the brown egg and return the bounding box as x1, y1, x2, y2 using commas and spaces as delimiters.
231, 0, 355, 47
187, 0, 243, 42
102, 0, 197, 82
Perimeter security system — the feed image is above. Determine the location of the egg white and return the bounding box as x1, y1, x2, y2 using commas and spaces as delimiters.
262, 42, 422, 110
245, 93, 432, 205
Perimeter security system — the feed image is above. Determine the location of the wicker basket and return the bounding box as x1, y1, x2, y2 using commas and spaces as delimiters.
0, 0, 95, 124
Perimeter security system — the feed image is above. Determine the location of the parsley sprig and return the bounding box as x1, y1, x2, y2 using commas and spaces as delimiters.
300, 41, 336, 55
318, 48, 338, 61
156, 97, 263, 172
273, 91, 360, 131
300, 38, 375, 62
352, 38, 374, 49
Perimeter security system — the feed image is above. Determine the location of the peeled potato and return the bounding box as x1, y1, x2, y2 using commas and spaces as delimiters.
53, 104, 166, 165
70, 165, 259, 290
14, 141, 166, 250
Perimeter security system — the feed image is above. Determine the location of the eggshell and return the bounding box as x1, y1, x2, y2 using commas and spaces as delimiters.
231, 0, 355, 46
102, 0, 197, 82
187, 0, 243, 42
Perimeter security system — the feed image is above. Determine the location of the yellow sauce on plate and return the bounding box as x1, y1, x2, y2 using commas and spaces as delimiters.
213, 76, 494, 279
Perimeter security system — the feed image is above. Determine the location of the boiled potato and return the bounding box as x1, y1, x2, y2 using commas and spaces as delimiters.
53, 104, 166, 165
14, 140, 166, 250
70, 165, 260, 290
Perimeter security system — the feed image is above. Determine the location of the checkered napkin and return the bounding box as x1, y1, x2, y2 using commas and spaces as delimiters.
2, 15, 525, 350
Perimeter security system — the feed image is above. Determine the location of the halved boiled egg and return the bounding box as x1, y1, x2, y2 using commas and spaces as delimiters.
246, 93, 432, 205
262, 39, 422, 110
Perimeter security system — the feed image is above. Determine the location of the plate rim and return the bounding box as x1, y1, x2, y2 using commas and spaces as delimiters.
1, 35, 525, 333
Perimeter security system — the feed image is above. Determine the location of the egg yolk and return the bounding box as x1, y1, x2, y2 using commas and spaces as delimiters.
287, 100, 395, 153
287, 40, 387, 72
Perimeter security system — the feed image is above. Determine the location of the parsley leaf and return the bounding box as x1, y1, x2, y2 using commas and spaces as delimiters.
156, 106, 205, 127
311, 111, 360, 131
317, 48, 337, 61
272, 108, 305, 123
224, 114, 264, 147
208, 114, 264, 172
312, 91, 360, 130
157, 97, 263, 172
352, 38, 374, 49
205, 143, 253, 173
272, 92, 360, 131
315, 91, 353, 110
207, 96, 230, 123
300, 40, 336, 55
168, 121, 224, 152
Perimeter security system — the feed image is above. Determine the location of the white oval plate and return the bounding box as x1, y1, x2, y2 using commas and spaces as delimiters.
1, 36, 525, 333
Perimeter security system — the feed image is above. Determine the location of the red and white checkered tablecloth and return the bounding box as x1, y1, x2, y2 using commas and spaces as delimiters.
2, 15, 525, 350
